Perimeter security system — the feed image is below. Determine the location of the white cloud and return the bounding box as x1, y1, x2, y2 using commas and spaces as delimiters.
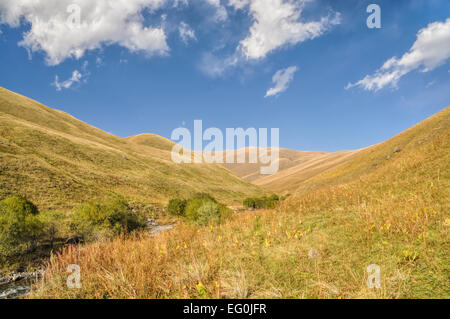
265, 65, 298, 97
0, 0, 169, 66
173, 0, 188, 8
199, 52, 239, 78
347, 18, 450, 91
206, 0, 228, 22
178, 21, 197, 45
53, 70, 83, 91
52, 61, 89, 91
237, 0, 340, 59
228, 0, 250, 10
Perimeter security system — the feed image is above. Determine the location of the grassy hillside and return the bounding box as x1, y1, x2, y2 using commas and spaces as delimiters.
31, 107, 449, 299
253, 150, 362, 192
221, 147, 362, 193
221, 148, 328, 182
0, 87, 265, 209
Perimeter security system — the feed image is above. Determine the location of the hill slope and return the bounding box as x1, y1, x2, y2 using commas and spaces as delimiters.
286, 106, 449, 198
221, 148, 328, 182
32, 106, 449, 299
221, 148, 362, 193
253, 149, 362, 192
0, 87, 265, 209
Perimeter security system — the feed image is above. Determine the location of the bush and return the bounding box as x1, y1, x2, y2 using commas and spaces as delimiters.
269, 194, 279, 201
72, 198, 145, 240
0, 196, 43, 257
38, 211, 68, 248
243, 197, 257, 209
167, 199, 187, 216
196, 201, 220, 225
182, 193, 231, 225
243, 195, 280, 209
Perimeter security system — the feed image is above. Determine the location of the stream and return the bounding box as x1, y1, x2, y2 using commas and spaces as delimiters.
0, 279, 33, 299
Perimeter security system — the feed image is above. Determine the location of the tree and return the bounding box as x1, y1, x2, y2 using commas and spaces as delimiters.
0, 196, 43, 256
39, 211, 67, 249
167, 199, 187, 216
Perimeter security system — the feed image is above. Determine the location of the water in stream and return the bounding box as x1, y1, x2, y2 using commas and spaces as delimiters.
0, 280, 33, 299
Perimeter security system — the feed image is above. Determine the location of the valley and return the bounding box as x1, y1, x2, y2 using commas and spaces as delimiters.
0, 87, 448, 299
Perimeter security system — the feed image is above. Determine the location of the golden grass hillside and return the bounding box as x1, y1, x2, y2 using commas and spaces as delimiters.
221, 148, 328, 182
0, 87, 265, 209
30, 107, 449, 299
253, 149, 362, 192
221, 148, 363, 193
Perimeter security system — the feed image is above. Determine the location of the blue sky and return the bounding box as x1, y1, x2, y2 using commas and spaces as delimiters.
0, 0, 449, 152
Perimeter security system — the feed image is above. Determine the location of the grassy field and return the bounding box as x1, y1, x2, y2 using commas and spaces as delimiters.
30, 107, 449, 299
0, 87, 266, 210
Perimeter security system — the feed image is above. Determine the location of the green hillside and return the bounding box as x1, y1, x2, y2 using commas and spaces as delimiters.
0, 87, 265, 209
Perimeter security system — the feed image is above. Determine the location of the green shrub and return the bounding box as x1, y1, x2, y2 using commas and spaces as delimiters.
196, 201, 220, 225
183, 193, 231, 225
269, 194, 279, 201
243, 195, 280, 209
38, 210, 68, 248
243, 197, 257, 209
72, 198, 145, 240
185, 198, 208, 222
167, 199, 187, 216
0, 196, 43, 257
218, 204, 233, 222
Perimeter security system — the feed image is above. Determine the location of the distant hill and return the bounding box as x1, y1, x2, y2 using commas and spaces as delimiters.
0, 87, 265, 209
222, 148, 362, 193
221, 148, 327, 182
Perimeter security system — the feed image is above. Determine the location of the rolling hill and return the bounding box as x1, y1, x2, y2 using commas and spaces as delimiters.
221, 148, 328, 182
222, 148, 362, 193
0, 87, 265, 209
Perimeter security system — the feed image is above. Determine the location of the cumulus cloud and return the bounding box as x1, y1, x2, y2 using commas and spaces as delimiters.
178, 21, 197, 45
265, 65, 298, 97
0, 0, 169, 66
237, 0, 341, 59
346, 18, 450, 91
